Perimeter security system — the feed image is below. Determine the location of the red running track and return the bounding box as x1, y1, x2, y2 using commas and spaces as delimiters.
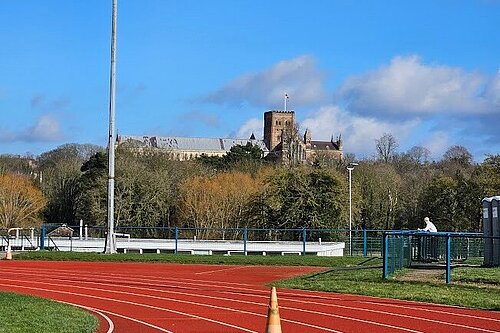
0, 260, 499, 333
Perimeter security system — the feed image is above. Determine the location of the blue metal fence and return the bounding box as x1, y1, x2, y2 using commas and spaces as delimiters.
6, 225, 491, 282
94, 226, 385, 256
382, 231, 490, 283
33, 224, 388, 256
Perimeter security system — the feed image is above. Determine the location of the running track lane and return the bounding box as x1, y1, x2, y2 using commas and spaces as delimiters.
0, 261, 499, 333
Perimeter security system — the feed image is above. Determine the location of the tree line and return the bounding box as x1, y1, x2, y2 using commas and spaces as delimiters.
1, 136, 499, 232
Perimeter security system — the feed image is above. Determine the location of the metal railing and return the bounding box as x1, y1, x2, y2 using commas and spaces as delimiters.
382, 231, 492, 283
34, 224, 412, 257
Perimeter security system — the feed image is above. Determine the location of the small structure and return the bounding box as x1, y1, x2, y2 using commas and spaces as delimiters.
482, 196, 500, 267
48, 224, 74, 237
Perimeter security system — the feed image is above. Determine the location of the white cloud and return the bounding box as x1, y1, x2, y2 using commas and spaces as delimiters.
26, 114, 63, 141
236, 118, 263, 139
204, 55, 326, 108
483, 69, 500, 106
337, 55, 496, 117
0, 114, 64, 142
300, 105, 420, 157
181, 110, 220, 128
226, 55, 500, 161
421, 131, 450, 159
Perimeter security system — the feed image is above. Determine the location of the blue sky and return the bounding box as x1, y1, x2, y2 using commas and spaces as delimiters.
1, 0, 499, 162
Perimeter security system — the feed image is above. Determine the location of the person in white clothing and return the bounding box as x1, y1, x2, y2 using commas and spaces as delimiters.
419, 217, 437, 232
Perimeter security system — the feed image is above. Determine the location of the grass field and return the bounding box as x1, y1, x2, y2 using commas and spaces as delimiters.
275, 265, 500, 310
9, 251, 500, 310
0, 292, 98, 333
14, 250, 363, 266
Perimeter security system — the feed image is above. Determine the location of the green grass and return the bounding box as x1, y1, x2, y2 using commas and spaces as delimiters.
275, 265, 500, 310
452, 266, 500, 285
11, 251, 500, 310
0, 292, 98, 333
14, 250, 365, 266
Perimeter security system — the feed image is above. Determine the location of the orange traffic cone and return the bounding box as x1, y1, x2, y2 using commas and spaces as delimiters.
5, 244, 12, 260
265, 286, 282, 333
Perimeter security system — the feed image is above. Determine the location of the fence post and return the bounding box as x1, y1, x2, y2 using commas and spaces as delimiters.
174, 226, 179, 255
363, 228, 368, 257
383, 232, 389, 279
391, 235, 396, 274
79, 219, 83, 240
399, 236, 404, 270
39, 225, 46, 250
446, 234, 452, 284
302, 228, 307, 255
243, 226, 248, 256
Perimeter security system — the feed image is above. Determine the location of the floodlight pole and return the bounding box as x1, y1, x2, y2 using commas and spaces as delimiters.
105, 0, 118, 254
347, 163, 358, 256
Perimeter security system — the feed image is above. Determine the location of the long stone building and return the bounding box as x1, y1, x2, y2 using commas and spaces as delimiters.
118, 110, 342, 163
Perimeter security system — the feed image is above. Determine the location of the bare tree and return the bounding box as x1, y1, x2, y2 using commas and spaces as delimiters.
443, 145, 473, 166
406, 146, 430, 164
375, 133, 398, 163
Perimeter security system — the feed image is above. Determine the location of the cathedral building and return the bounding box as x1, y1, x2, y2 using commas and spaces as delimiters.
263, 110, 343, 164
118, 110, 342, 164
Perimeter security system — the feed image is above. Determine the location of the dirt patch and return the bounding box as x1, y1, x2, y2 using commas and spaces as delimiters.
396, 269, 500, 289
396, 269, 444, 283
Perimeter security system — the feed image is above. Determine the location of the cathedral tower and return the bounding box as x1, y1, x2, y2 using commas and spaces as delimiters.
263, 111, 295, 152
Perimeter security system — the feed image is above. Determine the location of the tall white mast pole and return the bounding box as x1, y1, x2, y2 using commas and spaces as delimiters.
105, 0, 117, 254
284, 93, 288, 111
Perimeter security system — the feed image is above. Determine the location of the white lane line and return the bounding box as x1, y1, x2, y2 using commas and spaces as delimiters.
0, 278, 341, 333
0, 266, 336, 299
0, 280, 258, 333
3, 267, 498, 331
1, 274, 421, 333
195, 265, 252, 275
274, 294, 500, 333
92, 309, 174, 333
280, 305, 423, 333
58, 301, 115, 333
71, 305, 174, 333
49, 275, 419, 332
356, 300, 500, 323
7, 267, 497, 327
0, 265, 262, 288
2, 267, 498, 332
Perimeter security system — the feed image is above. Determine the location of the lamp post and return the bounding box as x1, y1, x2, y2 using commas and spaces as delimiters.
105, 0, 118, 254
347, 162, 358, 256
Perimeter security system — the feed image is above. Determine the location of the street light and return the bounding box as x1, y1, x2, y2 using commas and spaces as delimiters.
105, 0, 118, 254
347, 162, 358, 256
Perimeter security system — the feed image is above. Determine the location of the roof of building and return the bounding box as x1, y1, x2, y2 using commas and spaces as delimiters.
310, 140, 341, 150
118, 135, 269, 153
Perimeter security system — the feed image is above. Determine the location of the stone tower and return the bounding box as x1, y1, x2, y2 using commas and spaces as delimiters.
304, 129, 312, 148
263, 111, 295, 152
